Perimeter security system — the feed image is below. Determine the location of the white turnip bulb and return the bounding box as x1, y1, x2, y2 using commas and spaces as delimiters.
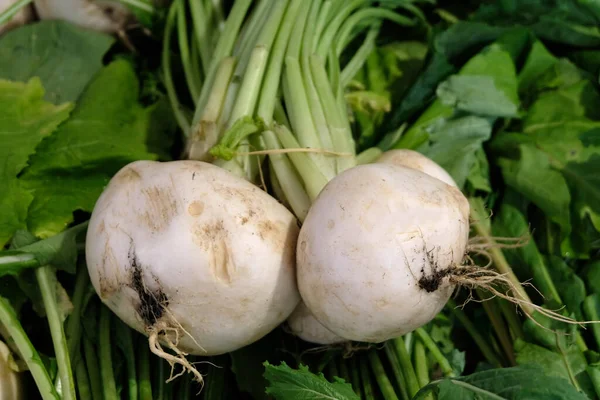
377, 149, 457, 187
287, 301, 346, 345
85, 160, 301, 357
296, 163, 470, 343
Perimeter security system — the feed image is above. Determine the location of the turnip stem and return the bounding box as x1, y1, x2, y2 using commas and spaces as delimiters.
359, 355, 376, 400
340, 24, 380, 87
257, 0, 304, 124
392, 336, 420, 398
83, 336, 102, 400
0, 295, 58, 400
446, 299, 503, 368
36, 265, 76, 400
413, 340, 429, 388
309, 55, 356, 173
137, 338, 153, 400
65, 267, 88, 359
74, 358, 92, 400
189, 0, 212, 72
177, 0, 201, 103
478, 291, 515, 366
0, 0, 32, 26
162, 2, 190, 136
385, 345, 410, 400
414, 328, 455, 377
312, 0, 332, 52
99, 306, 118, 400
263, 131, 311, 220
350, 356, 362, 397
497, 297, 525, 340
193, 0, 253, 125
368, 350, 399, 400
356, 147, 383, 164
316, 0, 365, 59
273, 124, 329, 201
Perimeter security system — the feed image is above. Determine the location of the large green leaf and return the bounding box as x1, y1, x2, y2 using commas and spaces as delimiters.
264, 362, 359, 400
20, 59, 166, 238
0, 78, 73, 246
0, 20, 115, 104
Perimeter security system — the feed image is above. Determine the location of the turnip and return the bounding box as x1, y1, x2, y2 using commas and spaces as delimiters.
0, 340, 23, 400
85, 160, 300, 379
0, 0, 34, 35
377, 149, 457, 188
287, 301, 346, 345
296, 163, 470, 343
33, 0, 132, 34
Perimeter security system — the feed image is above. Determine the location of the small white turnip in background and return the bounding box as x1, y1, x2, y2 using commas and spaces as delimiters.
85, 160, 301, 358
0, 0, 34, 35
377, 149, 457, 188
33, 0, 132, 34
296, 163, 470, 343
287, 301, 346, 345
0, 340, 23, 400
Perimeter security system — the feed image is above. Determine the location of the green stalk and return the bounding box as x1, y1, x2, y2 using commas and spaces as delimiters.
256, 0, 304, 123
312, 0, 332, 52
74, 357, 92, 400
350, 356, 362, 396
316, 0, 365, 59
446, 299, 503, 367
413, 340, 429, 388
360, 355, 376, 400
478, 291, 516, 366
385, 345, 409, 400
66, 267, 88, 358
470, 198, 534, 316
584, 295, 600, 350
273, 124, 329, 200
335, 8, 416, 58
99, 306, 118, 400
114, 0, 154, 13
177, 0, 202, 103
189, 0, 212, 71
162, 2, 191, 136
35, 266, 76, 400
83, 336, 102, 400
392, 335, 420, 398
368, 350, 399, 400
415, 328, 455, 377
263, 131, 311, 220
138, 338, 153, 400
0, 296, 59, 400
228, 0, 288, 124
356, 147, 383, 164
497, 297, 525, 340
340, 24, 380, 87
309, 55, 356, 173
0, 0, 32, 26
193, 0, 253, 124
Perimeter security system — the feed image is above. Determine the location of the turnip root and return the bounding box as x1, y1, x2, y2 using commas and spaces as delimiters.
33, 0, 132, 34
0, 0, 34, 35
296, 163, 470, 343
377, 149, 457, 188
287, 301, 346, 345
85, 160, 300, 376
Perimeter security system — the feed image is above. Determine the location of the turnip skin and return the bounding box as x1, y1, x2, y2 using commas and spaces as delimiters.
377, 149, 458, 188
297, 163, 470, 343
85, 160, 301, 356
287, 301, 346, 345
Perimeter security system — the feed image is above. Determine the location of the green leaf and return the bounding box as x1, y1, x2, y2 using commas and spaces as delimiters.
545, 255, 586, 320
0, 222, 88, 276
563, 154, 600, 233
497, 145, 571, 236
20, 59, 163, 238
0, 78, 73, 247
0, 20, 115, 104
492, 196, 563, 306
420, 115, 493, 189
514, 339, 588, 391
416, 365, 588, 400
264, 362, 360, 400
